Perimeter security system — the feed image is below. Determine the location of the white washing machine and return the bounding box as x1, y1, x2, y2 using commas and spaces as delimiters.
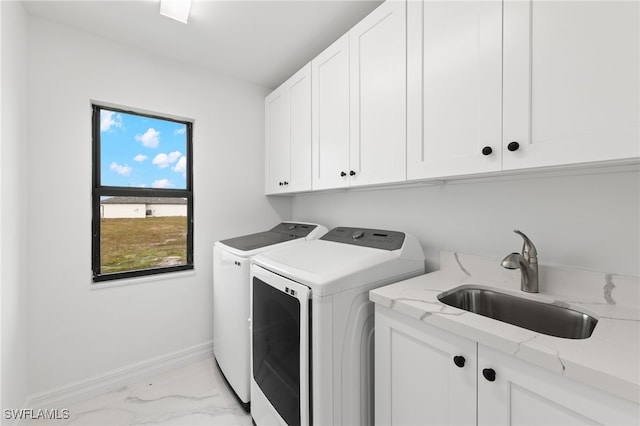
213, 222, 327, 410
250, 227, 425, 426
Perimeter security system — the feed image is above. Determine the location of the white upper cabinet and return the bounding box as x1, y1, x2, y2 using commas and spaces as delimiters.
349, 0, 407, 187
265, 63, 312, 194
312, 0, 406, 190
503, 0, 640, 170
311, 34, 351, 190
407, 0, 503, 180
265, 88, 289, 194
408, 0, 639, 180
288, 65, 313, 192
269, 0, 639, 194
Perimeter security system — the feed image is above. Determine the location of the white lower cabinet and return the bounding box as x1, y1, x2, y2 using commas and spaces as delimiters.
375, 305, 476, 425
375, 306, 639, 426
478, 344, 639, 426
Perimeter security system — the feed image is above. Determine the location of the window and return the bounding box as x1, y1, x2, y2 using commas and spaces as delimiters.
92, 105, 193, 282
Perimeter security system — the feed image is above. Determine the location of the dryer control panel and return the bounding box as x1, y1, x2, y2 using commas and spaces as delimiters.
320, 227, 405, 250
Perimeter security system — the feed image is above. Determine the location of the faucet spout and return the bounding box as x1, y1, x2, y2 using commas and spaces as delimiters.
502, 230, 539, 293
514, 229, 537, 260
501, 252, 528, 270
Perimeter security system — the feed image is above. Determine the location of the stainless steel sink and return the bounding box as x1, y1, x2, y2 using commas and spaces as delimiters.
438, 285, 598, 339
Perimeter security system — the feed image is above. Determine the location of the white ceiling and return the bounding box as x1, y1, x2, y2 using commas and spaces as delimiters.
22, 0, 384, 89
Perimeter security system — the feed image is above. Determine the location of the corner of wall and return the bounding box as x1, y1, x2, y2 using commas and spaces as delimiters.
0, 0, 4, 414
1, 0, 30, 422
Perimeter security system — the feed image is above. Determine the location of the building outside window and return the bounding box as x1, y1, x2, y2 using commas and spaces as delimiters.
92, 105, 194, 282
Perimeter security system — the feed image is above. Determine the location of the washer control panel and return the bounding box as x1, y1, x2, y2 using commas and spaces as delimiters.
220, 222, 318, 251
320, 227, 405, 250
270, 222, 318, 238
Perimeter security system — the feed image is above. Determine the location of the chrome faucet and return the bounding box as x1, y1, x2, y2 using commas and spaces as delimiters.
501, 230, 539, 293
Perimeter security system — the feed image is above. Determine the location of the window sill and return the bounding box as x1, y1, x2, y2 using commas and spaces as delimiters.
90, 268, 196, 290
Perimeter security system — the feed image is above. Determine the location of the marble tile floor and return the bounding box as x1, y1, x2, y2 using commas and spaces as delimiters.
28, 357, 253, 426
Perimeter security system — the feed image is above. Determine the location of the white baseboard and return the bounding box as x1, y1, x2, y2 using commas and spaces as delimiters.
19, 341, 213, 421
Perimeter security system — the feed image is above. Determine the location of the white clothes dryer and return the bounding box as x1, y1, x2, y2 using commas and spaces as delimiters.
213, 222, 327, 410
250, 227, 425, 425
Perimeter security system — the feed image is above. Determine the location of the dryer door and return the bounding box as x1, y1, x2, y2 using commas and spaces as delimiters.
251, 265, 311, 426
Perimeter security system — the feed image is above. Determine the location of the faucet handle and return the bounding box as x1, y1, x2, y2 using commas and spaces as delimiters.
513, 230, 537, 260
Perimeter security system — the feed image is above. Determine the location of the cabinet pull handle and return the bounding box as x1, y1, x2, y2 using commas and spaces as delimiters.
340, 171, 347, 177
482, 146, 493, 156
278, 181, 283, 186
283, 181, 288, 186
349, 170, 356, 176
507, 141, 520, 152
482, 368, 496, 382
453, 356, 466, 368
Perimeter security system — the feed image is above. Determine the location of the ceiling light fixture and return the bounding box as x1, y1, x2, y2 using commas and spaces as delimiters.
160, 0, 192, 24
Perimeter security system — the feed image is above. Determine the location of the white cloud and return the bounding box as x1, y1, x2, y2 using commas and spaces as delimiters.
110, 161, 132, 176
168, 151, 182, 162
135, 128, 160, 148
100, 110, 122, 132
174, 127, 186, 135
152, 151, 182, 168
133, 154, 148, 162
173, 156, 187, 178
152, 179, 174, 188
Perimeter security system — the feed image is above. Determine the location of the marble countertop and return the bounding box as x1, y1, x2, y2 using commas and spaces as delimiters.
370, 251, 640, 404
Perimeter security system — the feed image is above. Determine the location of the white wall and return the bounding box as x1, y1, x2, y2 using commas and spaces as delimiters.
1, 0, 30, 418
101, 203, 146, 219
147, 204, 186, 217
292, 169, 640, 277
101, 203, 187, 218
26, 16, 291, 395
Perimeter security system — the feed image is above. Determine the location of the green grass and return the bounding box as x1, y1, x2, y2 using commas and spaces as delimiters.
100, 216, 187, 273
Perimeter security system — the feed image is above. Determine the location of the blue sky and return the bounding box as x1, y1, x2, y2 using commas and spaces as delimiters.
100, 109, 187, 189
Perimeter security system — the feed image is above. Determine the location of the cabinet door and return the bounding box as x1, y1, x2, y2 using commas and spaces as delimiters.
287, 64, 312, 193
478, 344, 639, 426
375, 306, 476, 426
265, 86, 290, 194
503, 0, 640, 170
349, 0, 407, 187
407, 0, 502, 180
312, 34, 350, 190
265, 64, 312, 194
